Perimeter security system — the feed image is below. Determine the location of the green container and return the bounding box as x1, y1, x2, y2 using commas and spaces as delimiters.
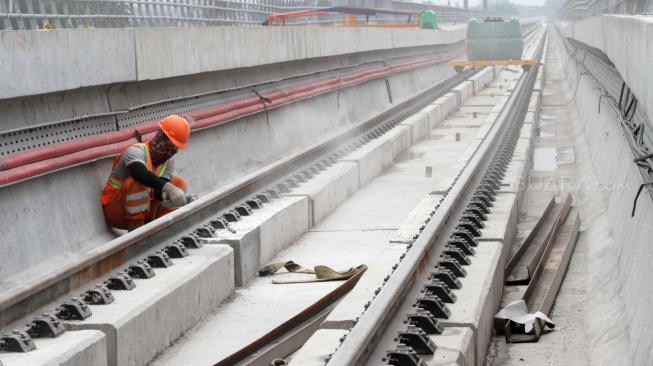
420, 10, 439, 30
466, 18, 523, 60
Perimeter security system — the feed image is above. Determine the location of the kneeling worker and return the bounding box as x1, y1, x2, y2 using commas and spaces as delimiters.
101, 115, 191, 231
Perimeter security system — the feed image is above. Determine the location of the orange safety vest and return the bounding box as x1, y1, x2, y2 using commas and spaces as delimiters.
101, 143, 169, 206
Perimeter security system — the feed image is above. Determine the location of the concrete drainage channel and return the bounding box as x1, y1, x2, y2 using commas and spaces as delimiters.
315, 27, 547, 366
0, 56, 496, 365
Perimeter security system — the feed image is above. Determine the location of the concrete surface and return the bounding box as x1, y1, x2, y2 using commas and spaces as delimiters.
64, 245, 234, 366
439, 242, 504, 366
401, 114, 430, 144
561, 15, 653, 122
287, 162, 360, 227
0, 330, 107, 366
479, 193, 519, 261
0, 26, 466, 100
213, 196, 309, 286
490, 27, 636, 366
341, 138, 394, 187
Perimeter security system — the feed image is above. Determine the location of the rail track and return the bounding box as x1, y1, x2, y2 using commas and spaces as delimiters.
0, 24, 545, 366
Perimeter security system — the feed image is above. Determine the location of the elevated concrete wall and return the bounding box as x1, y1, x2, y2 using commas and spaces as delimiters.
554, 28, 651, 366
561, 15, 653, 120
0, 25, 465, 100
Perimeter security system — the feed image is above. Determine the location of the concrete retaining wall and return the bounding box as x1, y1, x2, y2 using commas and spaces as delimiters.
0, 26, 465, 101
556, 28, 653, 366
561, 15, 653, 123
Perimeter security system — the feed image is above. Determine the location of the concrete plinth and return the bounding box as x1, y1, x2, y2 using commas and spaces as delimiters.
341, 138, 393, 187
64, 245, 234, 366
378, 125, 413, 161
0, 330, 107, 366
479, 192, 518, 262
452, 81, 474, 104
419, 103, 444, 128
287, 162, 360, 226
439, 242, 504, 366
214, 196, 309, 285
391, 194, 444, 244
401, 114, 430, 144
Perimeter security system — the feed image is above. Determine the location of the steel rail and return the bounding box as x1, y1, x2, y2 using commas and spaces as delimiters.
0, 66, 480, 327
326, 27, 547, 366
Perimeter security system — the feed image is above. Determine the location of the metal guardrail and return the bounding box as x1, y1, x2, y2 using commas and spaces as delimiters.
0, 0, 493, 29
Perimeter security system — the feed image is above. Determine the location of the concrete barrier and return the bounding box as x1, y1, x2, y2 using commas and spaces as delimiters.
341, 139, 393, 187
400, 114, 430, 144
0, 26, 465, 100
438, 241, 504, 366
287, 162, 360, 227
212, 196, 310, 286
64, 245, 234, 366
0, 330, 107, 366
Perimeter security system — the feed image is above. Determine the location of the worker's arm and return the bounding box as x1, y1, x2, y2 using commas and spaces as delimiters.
127, 162, 168, 199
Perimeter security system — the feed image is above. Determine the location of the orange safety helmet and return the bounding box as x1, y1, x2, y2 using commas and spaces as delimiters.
159, 115, 190, 149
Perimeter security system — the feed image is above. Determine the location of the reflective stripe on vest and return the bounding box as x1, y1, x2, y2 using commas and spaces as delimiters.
101, 142, 170, 205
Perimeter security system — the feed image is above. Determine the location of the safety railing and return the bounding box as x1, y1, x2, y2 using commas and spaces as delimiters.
0, 0, 494, 30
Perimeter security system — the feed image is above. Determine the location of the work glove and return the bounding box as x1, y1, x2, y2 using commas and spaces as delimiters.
161, 182, 187, 208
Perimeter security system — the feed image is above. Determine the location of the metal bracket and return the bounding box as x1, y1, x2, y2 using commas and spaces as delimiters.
235, 204, 252, 216
195, 224, 217, 238
442, 247, 472, 266
246, 197, 263, 209
446, 239, 475, 256
147, 250, 174, 268
81, 284, 115, 305
415, 295, 450, 319
422, 280, 457, 303
0, 330, 36, 352
405, 309, 443, 334
26, 314, 65, 338
436, 256, 467, 277
128, 260, 156, 279
180, 235, 203, 248
396, 326, 436, 354
429, 269, 462, 289
164, 242, 189, 258
452, 230, 478, 247
105, 272, 136, 290
384, 346, 426, 366
223, 210, 241, 222
255, 193, 272, 204
55, 298, 92, 320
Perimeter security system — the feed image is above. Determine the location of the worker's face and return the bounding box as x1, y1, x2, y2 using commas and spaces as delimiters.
150, 131, 178, 163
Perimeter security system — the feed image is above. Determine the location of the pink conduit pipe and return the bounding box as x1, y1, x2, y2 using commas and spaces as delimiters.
0, 49, 465, 185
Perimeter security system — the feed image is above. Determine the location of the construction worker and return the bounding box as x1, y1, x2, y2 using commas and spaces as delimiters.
101, 115, 191, 231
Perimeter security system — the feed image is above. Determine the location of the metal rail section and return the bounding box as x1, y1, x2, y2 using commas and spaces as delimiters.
0, 66, 481, 330
0, 0, 492, 29
326, 27, 546, 366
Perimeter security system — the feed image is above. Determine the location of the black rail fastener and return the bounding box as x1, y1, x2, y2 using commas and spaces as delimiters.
246, 197, 263, 209
81, 284, 115, 305
430, 269, 462, 289
453, 230, 479, 247
164, 242, 189, 258
55, 298, 92, 321
284, 178, 299, 188
209, 217, 229, 230
26, 314, 65, 338
415, 295, 450, 319
147, 250, 174, 268
384, 346, 426, 366
195, 224, 216, 238
128, 260, 156, 279
235, 204, 252, 216
223, 210, 241, 222
423, 280, 457, 303
180, 235, 203, 249
446, 239, 476, 256
255, 192, 272, 204
436, 256, 467, 277
464, 207, 487, 221
458, 220, 482, 237
468, 201, 491, 215
442, 247, 472, 266
267, 187, 283, 198
405, 309, 444, 334
0, 330, 36, 352
461, 214, 485, 229
396, 326, 436, 354
105, 272, 136, 290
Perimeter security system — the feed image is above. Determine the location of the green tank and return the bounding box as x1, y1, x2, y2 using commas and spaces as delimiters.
466, 18, 524, 61
420, 10, 439, 30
